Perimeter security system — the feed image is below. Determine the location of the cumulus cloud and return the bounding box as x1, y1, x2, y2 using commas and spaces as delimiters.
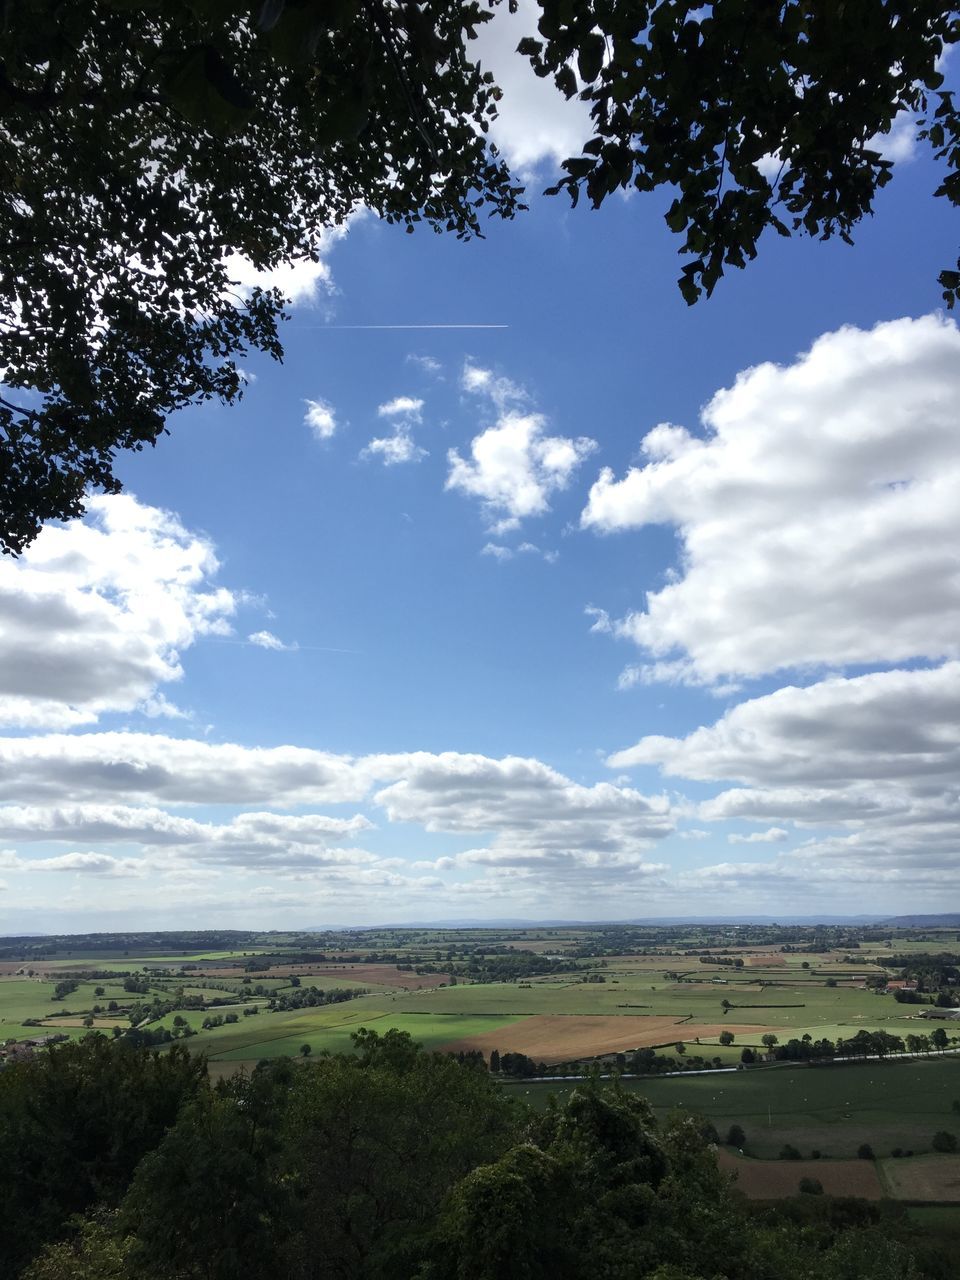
371, 751, 673, 887
0, 495, 235, 730
469, 0, 592, 174
449, 362, 596, 533
406, 354, 442, 376
361, 427, 427, 466
727, 827, 789, 844
0, 744, 677, 900
582, 315, 960, 684
363, 393, 427, 464
30, 852, 146, 877
378, 396, 424, 420
611, 662, 960, 896
481, 541, 556, 563
224, 224, 348, 306
304, 398, 338, 440
0, 733, 369, 806
248, 630, 298, 652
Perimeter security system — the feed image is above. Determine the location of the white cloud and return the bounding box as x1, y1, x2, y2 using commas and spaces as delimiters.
449, 363, 596, 532
304, 398, 338, 440
470, 0, 593, 175
224, 224, 348, 306
0, 495, 235, 730
30, 852, 146, 877
582, 315, 960, 684
871, 109, 917, 163
406, 354, 442, 376
727, 827, 789, 844
371, 752, 673, 881
378, 396, 424, 420
611, 662, 960, 894
0, 733, 370, 806
481, 541, 552, 562
361, 427, 427, 466
611, 662, 960, 788
248, 630, 297, 652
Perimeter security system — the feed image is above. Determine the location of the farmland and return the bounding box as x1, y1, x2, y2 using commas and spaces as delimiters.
2, 921, 959, 1177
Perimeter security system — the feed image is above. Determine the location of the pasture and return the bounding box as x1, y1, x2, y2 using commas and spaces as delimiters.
505, 1058, 960, 1158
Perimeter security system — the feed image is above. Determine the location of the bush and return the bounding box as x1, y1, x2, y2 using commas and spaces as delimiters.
932, 1131, 958, 1153
799, 1177, 823, 1195
857, 1144, 875, 1160
780, 1144, 802, 1161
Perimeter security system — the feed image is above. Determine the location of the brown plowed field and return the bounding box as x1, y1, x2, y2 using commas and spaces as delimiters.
746, 955, 787, 967
879, 1155, 960, 1202
717, 1150, 884, 1200
439, 1016, 772, 1064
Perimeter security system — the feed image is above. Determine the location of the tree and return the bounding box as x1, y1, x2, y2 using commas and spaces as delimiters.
761, 1034, 779, 1053
932, 1130, 958, 1152
740, 1048, 755, 1064
726, 1124, 746, 1148
526, 0, 960, 306
798, 1176, 823, 1195
0, 0, 522, 554
719, 1031, 734, 1046
3, 2, 959, 554
858, 1143, 875, 1160
932, 1026, 949, 1051
489, 1049, 501, 1074
299, 1043, 311, 1058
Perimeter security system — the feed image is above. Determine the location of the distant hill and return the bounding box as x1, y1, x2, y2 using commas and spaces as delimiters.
877, 913, 960, 928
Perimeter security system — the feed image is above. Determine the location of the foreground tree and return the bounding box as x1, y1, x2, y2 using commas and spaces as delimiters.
2, 1, 958, 553
0, 0, 522, 554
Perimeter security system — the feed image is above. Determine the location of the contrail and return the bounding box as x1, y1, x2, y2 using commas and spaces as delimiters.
307, 323, 509, 330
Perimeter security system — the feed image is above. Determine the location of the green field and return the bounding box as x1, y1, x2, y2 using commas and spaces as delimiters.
503, 1058, 960, 1158
209, 1010, 526, 1061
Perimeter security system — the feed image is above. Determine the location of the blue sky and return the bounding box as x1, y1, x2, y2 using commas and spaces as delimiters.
1, 21, 959, 929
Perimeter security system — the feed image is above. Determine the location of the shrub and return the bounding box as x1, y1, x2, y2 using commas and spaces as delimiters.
857, 1144, 875, 1160
932, 1131, 958, 1153
780, 1144, 802, 1161
799, 1177, 823, 1195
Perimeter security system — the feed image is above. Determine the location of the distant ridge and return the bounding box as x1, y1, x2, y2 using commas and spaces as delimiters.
307, 914, 898, 929
877, 913, 960, 928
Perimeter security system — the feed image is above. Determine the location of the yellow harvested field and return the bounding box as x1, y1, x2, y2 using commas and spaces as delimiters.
717, 1150, 885, 1200
439, 1015, 772, 1064
880, 1155, 960, 1202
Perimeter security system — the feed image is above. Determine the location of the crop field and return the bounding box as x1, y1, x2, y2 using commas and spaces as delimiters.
505, 1058, 960, 1157
440, 1015, 778, 1064
210, 1011, 526, 1061
879, 1155, 960, 1202
4, 921, 959, 1190
716, 1149, 885, 1199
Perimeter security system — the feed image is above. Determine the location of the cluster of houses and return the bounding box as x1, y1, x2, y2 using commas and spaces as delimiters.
0, 1033, 66, 1064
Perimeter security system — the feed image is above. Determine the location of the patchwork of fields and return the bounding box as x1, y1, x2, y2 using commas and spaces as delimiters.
3, 927, 958, 1198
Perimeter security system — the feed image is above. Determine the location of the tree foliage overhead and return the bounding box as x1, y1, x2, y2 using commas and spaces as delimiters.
1, 1, 958, 555
524, 0, 959, 304
0, 0, 523, 555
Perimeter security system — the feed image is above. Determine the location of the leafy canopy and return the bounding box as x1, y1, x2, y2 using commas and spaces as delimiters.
2, 0, 958, 554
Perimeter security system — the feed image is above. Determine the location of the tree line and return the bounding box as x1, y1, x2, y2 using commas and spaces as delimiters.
0, 1028, 941, 1279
